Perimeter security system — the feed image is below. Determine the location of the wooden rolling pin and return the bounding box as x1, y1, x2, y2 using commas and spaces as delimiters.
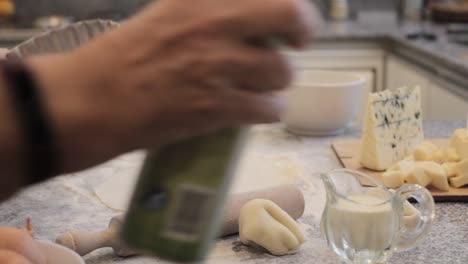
55, 215, 136, 257
56, 184, 305, 257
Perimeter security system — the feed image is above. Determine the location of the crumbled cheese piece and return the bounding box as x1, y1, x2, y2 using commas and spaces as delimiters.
450, 129, 468, 160
450, 159, 468, 188
382, 171, 405, 189
419, 162, 449, 191
442, 162, 458, 178
405, 166, 432, 187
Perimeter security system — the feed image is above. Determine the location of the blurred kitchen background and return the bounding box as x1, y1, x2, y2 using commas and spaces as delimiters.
2, 0, 395, 26
1, 0, 468, 121
0, 0, 391, 46
1, 1, 466, 34
4, 0, 391, 22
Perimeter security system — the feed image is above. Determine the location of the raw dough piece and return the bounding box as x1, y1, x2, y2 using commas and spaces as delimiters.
229, 153, 302, 193
239, 199, 304, 256
93, 151, 302, 211
222, 185, 305, 236
94, 174, 138, 211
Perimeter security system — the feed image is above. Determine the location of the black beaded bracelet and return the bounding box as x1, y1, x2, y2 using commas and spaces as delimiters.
1, 58, 59, 184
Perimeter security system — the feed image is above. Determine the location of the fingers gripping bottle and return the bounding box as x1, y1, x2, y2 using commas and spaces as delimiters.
122, 128, 246, 262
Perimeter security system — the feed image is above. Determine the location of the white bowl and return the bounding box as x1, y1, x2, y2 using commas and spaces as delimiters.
280, 70, 366, 136
37, 240, 84, 264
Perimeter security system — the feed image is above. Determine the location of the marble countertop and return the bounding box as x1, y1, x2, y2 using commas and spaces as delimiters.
0, 121, 467, 264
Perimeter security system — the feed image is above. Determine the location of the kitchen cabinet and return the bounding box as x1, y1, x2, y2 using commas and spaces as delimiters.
285, 45, 384, 92
386, 55, 468, 121
429, 78, 468, 121
386, 55, 431, 119
284, 45, 384, 124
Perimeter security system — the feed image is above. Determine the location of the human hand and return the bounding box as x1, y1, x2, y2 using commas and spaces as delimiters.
0, 227, 46, 264
0, 48, 8, 60
28, 0, 321, 172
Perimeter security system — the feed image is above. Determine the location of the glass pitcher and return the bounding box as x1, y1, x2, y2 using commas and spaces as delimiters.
320, 169, 435, 264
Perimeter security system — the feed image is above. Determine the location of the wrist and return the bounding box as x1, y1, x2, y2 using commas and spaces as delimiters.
26, 51, 130, 172
0, 66, 23, 198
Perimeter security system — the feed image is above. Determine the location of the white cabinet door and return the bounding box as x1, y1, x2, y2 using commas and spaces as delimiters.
285, 48, 382, 125
386, 55, 468, 121
429, 79, 468, 121
386, 55, 428, 90
285, 48, 384, 91
386, 55, 431, 119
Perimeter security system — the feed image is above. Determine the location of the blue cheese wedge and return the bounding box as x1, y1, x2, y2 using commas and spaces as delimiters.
360, 86, 424, 171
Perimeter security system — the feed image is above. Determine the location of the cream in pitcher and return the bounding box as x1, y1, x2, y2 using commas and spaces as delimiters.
321, 169, 435, 264
326, 194, 397, 251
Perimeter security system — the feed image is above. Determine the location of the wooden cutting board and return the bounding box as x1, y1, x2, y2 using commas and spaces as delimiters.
331, 139, 468, 202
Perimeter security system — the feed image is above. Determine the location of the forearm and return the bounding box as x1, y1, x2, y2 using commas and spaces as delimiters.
27, 52, 122, 173
0, 44, 132, 201
26, 45, 143, 175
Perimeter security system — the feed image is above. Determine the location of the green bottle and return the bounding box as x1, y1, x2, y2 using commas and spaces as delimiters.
121, 128, 246, 262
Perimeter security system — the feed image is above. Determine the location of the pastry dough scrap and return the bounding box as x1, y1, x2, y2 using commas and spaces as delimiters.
239, 199, 304, 256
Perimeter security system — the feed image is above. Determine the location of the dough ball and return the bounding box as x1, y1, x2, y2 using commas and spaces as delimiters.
239, 199, 305, 256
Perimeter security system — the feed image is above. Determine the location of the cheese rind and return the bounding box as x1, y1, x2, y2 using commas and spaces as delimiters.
360, 86, 424, 171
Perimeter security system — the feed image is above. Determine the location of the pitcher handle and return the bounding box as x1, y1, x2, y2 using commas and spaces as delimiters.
394, 184, 435, 251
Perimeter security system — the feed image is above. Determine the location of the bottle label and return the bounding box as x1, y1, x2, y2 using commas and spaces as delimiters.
163, 183, 216, 241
